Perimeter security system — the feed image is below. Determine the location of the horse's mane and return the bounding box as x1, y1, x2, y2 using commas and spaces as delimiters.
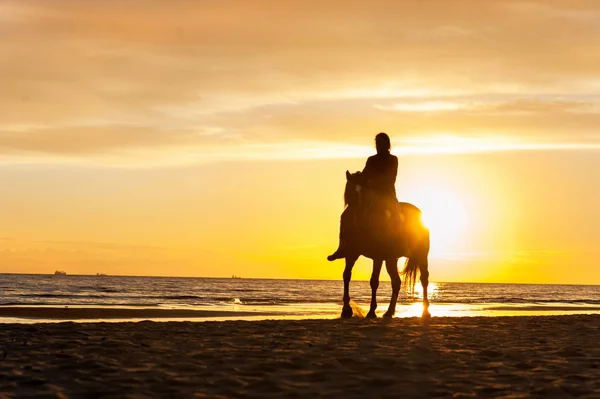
343, 171, 362, 207
343, 183, 351, 207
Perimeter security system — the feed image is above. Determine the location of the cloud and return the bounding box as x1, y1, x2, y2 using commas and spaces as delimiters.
374, 101, 468, 112
0, 237, 177, 274
33, 240, 166, 252
0, 124, 243, 155
1, 0, 600, 166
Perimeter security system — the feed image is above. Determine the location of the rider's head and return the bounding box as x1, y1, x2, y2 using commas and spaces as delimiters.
375, 132, 391, 154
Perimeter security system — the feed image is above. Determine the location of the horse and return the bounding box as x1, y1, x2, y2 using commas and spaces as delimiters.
334, 170, 431, 318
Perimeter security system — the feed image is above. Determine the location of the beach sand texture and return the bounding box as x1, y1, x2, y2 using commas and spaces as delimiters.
0, 307, 277, 320
0, 315, 599, 398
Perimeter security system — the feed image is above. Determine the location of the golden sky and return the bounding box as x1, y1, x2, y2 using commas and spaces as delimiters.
1, 1, 599, 283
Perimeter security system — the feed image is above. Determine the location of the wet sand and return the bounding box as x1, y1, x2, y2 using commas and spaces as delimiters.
0, 306, 276, 320
0, 315, 599, 398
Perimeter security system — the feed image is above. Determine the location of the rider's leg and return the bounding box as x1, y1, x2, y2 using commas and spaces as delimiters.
379, 198, 409, 258
328, 208, 351, 261
393, 203, 411, 258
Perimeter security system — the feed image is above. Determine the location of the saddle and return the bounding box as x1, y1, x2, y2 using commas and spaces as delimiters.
347, 199, 408, 257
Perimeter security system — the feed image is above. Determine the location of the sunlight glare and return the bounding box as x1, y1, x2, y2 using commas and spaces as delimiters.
411, 281, 439, 300
404, 186, 468, 255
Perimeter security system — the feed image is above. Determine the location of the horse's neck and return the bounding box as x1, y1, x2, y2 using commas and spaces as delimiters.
346, 200, 364, 211
347, 195, 371, 212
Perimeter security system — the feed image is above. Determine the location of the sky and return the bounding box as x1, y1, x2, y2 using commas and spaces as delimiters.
1, 0, 599, 283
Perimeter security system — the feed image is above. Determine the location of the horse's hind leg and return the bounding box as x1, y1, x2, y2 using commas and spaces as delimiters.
383, 258, 401, 318
366, 259, 383, 318
341, 255, 359, 318
420, 258, 431, 318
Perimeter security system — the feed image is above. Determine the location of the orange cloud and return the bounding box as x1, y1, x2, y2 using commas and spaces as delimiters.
1, 0, 600, 166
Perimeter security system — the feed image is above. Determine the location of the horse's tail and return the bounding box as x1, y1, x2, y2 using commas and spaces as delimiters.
401, 257, 420, 295
399, 205, 430, 296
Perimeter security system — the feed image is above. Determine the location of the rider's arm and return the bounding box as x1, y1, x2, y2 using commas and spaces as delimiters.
386, 155, 398, 185
361, 156, 375, 181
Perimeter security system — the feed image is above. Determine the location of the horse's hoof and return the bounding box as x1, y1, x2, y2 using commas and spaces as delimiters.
341, 307, 353, 318
366, 310, 377, 319
383, 311, 395, 318
422, 309, 431, 318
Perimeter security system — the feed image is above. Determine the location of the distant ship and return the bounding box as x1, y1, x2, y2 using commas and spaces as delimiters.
96, 273, 107, 277
231, 275, 241, 279
54, 270, 67, 276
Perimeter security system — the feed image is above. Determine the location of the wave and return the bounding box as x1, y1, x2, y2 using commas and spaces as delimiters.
18, 294, 110, 299
0, 302, 159, 307
161, 295, 203, 300
7, 293, 600, 306
484, 305, 600, 311
429, 298, 600, 305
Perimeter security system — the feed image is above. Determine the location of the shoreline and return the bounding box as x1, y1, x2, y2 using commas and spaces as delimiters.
0, 315, 598, 397
1, 303, 600, 322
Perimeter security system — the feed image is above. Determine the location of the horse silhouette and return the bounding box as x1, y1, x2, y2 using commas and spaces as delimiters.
334, 171, 431, 318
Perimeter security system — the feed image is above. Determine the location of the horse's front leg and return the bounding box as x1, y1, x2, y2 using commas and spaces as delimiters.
341, 255, 359, 318
383, 258, 401, 318
366, 259, 383, 318
420, 259, 431, 318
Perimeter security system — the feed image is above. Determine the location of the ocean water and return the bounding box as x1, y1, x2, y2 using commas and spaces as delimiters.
1, 274, 599, 322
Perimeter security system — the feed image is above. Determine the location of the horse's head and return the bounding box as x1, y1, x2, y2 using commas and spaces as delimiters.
344, 170, 366, 207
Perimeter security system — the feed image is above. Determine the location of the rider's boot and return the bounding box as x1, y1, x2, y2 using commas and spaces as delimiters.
327, 236, 347, 261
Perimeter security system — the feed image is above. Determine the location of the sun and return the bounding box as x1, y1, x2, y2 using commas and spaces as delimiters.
403, 185, 468, 255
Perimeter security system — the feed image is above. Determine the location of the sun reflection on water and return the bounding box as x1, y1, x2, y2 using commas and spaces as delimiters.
408, 281, 439, 300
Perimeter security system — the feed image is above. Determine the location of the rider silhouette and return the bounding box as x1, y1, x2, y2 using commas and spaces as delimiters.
328, 132, 402, 261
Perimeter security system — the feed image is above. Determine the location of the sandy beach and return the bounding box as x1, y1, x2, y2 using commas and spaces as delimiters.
0, 306, 277, 320
0, 315, 598, 398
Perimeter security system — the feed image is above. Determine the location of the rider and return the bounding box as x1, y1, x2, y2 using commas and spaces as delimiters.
327, 132, 402, 261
